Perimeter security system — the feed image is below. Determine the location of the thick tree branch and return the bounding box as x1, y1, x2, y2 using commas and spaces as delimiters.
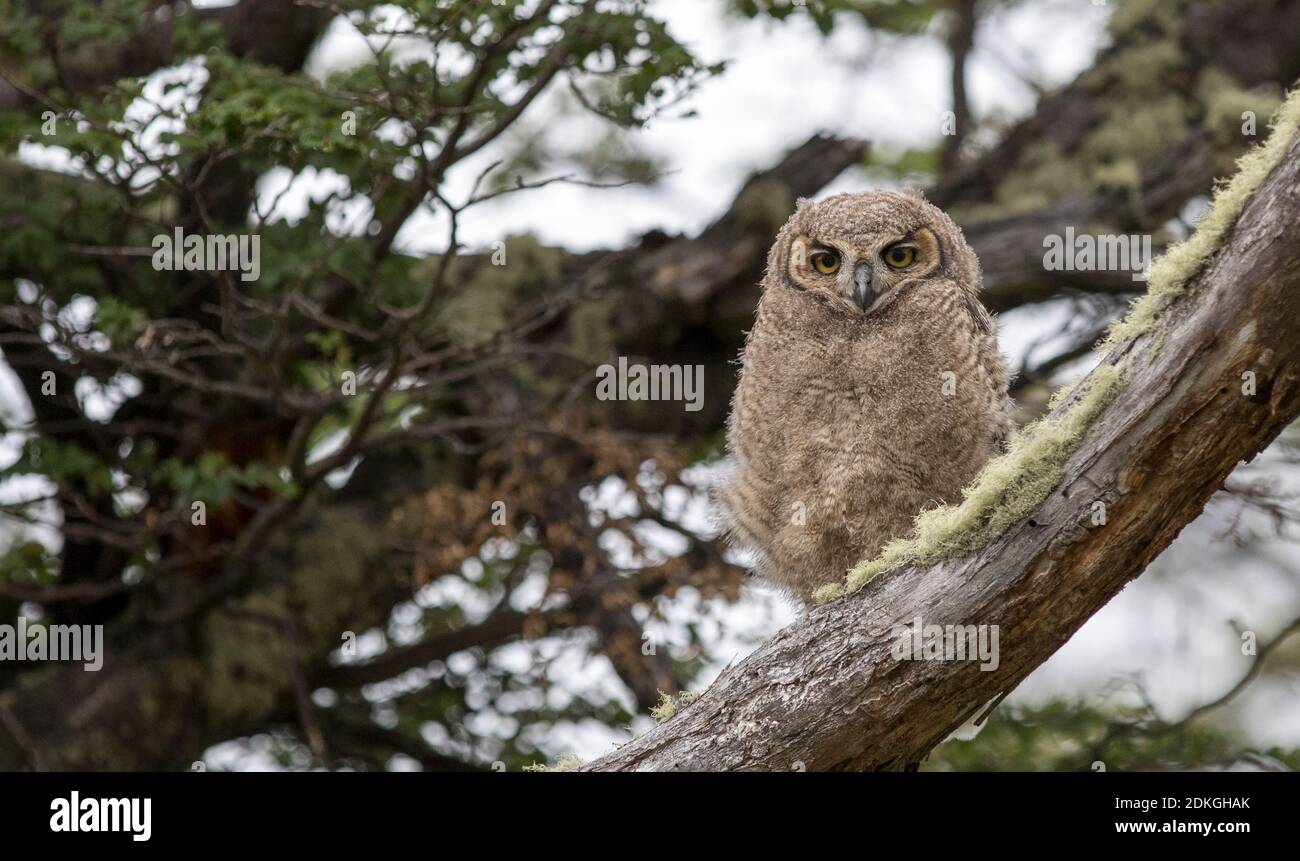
939, 0, 976, 176
584, 124, 1300, 772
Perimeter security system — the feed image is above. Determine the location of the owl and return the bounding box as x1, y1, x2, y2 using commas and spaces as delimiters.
716, 190, 1013, 604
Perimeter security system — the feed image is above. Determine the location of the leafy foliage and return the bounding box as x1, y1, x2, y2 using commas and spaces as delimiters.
927, 701, 1300, 772
0, 0, 734, 770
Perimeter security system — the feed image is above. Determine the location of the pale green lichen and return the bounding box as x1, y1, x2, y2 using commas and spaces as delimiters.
982, 139, 1089, 216
1044, 379, 1078, 412
650, 689, 700, 723
1085, 94, 1190, 174
955, 1, 1280, 226
651, 691, 676, 722
1197, 69, 1283, 146
734, 177, 796, 232
524, 754, 584, 772
439, 235, 566, 347
814, 86, 1300, 605
1102, 0, 1175, 35
1102, 86, 1300, 349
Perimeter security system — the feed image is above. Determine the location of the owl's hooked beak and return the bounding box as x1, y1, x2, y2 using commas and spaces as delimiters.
852, 262, 872, 310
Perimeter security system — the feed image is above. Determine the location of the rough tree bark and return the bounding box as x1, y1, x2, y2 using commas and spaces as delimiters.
583, 126, 1300, 772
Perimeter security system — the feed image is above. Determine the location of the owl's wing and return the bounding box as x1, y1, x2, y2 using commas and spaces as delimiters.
961, 290, 993, 337
960, 289, 1015, 450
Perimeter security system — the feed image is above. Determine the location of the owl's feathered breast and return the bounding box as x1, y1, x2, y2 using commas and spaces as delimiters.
733, 277, 992, 475
721, 275, 1009, 601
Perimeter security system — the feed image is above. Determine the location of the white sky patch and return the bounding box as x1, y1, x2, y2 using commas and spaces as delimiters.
277, 0, 1114, 256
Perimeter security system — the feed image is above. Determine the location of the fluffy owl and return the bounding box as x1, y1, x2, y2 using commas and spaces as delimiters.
716, 190, 1013, 604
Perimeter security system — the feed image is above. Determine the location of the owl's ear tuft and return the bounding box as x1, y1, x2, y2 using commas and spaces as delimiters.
794, 197, 812, 212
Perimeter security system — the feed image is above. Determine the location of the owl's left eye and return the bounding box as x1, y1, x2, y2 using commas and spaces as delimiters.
883, 245, 916, 269
810, 250, 840, 274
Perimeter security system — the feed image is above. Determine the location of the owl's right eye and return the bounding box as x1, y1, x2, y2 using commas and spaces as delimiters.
810, 250, 841, 275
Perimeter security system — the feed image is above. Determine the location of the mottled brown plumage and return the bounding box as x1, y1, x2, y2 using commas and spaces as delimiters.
717, 190, 1013, 604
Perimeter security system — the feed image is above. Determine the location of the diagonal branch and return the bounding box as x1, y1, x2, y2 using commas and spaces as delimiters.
584, 111, 1300, 772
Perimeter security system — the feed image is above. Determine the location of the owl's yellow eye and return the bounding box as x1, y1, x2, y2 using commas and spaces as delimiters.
883, 245, 916, 269
810, 250, 840, 274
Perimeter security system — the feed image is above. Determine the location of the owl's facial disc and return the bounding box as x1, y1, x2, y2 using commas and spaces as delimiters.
787, 227, 941, 313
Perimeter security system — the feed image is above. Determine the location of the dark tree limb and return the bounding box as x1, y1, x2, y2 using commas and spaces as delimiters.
583, 123, 1300, 772
939, 0, 977, 176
